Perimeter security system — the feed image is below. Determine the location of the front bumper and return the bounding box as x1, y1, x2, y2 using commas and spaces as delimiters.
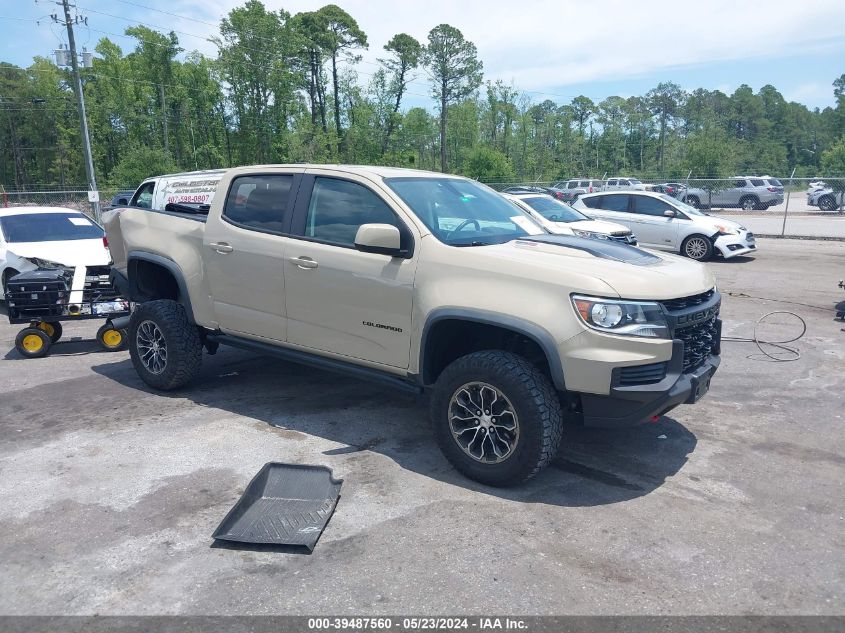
714, 231, 756, 258
581, 340, 721, 428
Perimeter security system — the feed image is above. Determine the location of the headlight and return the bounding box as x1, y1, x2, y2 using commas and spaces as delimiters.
571, 295, 670, 338
714, 224, 738, 235
572, 229, 609, 240
25, 257, 66, 269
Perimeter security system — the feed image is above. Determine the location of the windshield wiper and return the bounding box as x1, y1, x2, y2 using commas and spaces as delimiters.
452, 240, 491, 247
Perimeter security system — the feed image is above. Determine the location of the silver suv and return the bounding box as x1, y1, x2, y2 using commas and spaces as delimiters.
683, 177, 784, 211
553, 178, 605, 202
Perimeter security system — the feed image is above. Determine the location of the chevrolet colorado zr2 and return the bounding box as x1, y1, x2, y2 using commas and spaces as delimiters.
103, 165, 722, 486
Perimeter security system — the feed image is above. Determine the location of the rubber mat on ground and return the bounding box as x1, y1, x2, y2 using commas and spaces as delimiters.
212, 463, 342, 551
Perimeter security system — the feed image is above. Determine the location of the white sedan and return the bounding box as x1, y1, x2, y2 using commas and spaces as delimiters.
0, 206, 112, 300
501, 193, 638, 244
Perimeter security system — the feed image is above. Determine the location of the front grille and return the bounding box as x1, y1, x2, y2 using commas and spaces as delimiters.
675, 316, 719, 371
661, 289, 715, 311
619, 362, 668, 385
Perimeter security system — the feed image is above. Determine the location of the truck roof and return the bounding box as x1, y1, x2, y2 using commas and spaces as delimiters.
224, 164, 463, 180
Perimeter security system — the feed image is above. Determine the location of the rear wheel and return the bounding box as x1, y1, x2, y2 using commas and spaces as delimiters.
36, 321, 62, 343
685, 195, 700, 208
740, 196, 759, 211
681, 234, 714, 261
430, 350, 563, 487
129, 300, 202, 390
15, 327, 51, 359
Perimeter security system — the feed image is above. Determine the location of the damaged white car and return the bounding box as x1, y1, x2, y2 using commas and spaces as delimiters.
0, 207, 112, 301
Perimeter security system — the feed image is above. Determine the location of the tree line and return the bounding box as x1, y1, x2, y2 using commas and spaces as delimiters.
1, 0, 844, 190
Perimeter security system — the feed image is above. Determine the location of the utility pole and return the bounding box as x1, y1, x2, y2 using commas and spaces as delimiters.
53, 1, 100, 222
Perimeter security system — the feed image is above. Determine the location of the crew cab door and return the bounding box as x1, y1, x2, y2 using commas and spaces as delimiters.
202, 173, 298, 341
283, 173, 418, 368
629, 195, 680, 249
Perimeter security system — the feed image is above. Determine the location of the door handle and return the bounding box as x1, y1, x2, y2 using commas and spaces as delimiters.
289, 256, 318, 269
209, 242, 233, 254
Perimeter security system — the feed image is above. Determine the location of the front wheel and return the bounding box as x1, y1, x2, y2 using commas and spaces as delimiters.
681, 234, 714, 261
818, 195, 836, 211
15, 327, 51, 358
685, 195, 700, 209
128, 300, 202, 390
430, 351, 563, 487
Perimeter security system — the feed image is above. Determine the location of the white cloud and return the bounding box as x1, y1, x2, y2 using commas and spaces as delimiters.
173, 0, 845, 90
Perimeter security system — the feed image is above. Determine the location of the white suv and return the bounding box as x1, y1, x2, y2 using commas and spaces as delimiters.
604, 177, 646, 191
574, 191, 756, 261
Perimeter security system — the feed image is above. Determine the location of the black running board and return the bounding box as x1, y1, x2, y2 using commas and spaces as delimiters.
206, 333, 424, 394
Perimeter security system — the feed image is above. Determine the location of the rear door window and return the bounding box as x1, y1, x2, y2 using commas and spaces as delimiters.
581, 196, 601, 209
767, 178, 782, 187
607, 179, 617, 187
750, 179, 765, 187
599, 194, 630, 212
733, 179, 747, 188
223, 174, 294, 233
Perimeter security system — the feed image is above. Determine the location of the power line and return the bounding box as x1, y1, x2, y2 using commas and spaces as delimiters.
110, 0, 219, 28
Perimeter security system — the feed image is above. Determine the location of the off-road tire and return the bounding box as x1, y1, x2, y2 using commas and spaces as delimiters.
740, 195, 759, 211
430, 350, 563, 487
129, 300, 201, 390
15, 327, 51, 359
681, 234, 714, 261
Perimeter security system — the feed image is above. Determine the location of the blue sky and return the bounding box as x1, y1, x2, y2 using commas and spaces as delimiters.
3, 0, 844, 110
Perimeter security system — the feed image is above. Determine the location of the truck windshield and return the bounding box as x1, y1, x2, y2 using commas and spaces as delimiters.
520, 196, 587, 222
0, 212, 104, 243
385, 177, 544, 246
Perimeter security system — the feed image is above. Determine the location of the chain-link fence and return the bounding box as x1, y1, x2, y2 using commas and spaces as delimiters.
3, 177, 844, 239
0, 186, 136, 219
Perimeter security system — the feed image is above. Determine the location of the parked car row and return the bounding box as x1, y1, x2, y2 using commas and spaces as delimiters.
508, 176, 785, 211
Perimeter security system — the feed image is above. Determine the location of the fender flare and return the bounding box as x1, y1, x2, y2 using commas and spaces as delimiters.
126, 251, 196, 324
419, 307, 566, 390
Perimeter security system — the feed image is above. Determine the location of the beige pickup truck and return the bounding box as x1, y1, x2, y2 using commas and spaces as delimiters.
104, 164, 722, 486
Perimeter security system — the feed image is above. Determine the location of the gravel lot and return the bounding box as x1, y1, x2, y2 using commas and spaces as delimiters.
0, 239, 843, 616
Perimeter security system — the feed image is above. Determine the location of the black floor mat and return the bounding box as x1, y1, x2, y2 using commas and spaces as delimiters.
212, 463, 342, 551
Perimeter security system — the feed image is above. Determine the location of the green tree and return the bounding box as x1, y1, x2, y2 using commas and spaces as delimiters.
423, 24, 483, 172
461, 146, 514, 182
109, 145, 177, 186
316, 4, 368, 150
647, 82, 684, 177
380, 33, 423, 153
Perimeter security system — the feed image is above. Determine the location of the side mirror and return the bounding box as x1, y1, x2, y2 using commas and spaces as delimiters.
663, 209, 676, 218
354, 223, 405, 257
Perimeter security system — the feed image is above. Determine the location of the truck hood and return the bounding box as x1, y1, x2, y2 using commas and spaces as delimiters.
5, 239, 112, 267
474, 235, 714, 300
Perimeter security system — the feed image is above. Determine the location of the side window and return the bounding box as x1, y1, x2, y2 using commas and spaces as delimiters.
633, 196, 672, 216
303, 177, 401, 247
733, 179, 747, 188
607, 179, 617, 186
750, 178, 765, 187
581, 196, 601, 209
599, 194, 630, 212
579, 180, 589, 188
619, 179, 630, 186
131, 182, 155, 209
567, 181, 577, 189
223, 174, 293, 233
